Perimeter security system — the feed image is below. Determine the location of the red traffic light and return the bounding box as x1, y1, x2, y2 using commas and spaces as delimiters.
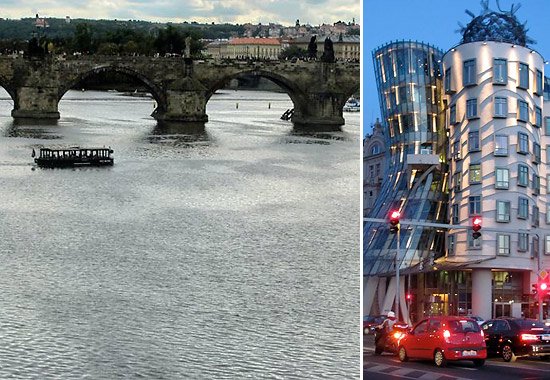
541, 283, 548, 291
472, 217, 482, 232
390, 210, 401, 220
406, 294, 412, 300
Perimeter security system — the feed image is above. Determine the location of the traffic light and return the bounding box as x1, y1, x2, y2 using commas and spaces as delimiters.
389, 210, 400, 234
540, 282, 549, 299
406, 294, 412, 301
472, 217, 482, 240
533, 283, 539, 296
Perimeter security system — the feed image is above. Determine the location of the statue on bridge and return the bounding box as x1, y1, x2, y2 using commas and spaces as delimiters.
321, 37, 335, 63
184, 36, 192, 58
307, 36, 317, 59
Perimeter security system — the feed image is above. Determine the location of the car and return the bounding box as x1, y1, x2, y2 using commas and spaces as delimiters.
363, 315, 386, 335
397, 316, 487, 367
481, 317, 550, 362
467, 315, 485, 326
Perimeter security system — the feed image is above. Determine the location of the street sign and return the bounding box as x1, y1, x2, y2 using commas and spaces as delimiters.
539, 269, 549, 282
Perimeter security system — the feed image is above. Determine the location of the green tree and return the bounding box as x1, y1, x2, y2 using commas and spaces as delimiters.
279, 45, 307, 60
97, 42, 118, 55
73, 23, 93, 53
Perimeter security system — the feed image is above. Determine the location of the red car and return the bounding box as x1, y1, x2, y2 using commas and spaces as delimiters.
397, 316, 487, 367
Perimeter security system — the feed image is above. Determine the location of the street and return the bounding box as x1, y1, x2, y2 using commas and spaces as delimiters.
363, 334, 550, 380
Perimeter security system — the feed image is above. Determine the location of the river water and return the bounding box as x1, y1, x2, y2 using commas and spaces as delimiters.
0, 89, 359, 379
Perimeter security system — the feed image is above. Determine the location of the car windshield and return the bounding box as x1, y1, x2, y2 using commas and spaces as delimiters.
448, 319, 480, 333
364, 316, 374, 322
516, 320, 547, 330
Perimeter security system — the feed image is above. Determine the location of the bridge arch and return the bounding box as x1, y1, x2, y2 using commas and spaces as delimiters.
58, 65, 167, 113
205, 68, 307, 110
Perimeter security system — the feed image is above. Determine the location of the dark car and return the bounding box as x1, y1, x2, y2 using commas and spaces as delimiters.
481, 317, 550, 362
363, 315, 386, 335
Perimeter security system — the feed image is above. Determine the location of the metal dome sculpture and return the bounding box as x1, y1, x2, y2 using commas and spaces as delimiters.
458, 0, 535, 46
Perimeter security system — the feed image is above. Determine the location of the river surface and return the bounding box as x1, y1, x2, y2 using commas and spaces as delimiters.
0, 89, 360, 379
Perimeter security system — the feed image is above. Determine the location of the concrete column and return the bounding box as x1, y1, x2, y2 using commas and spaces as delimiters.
377, 277, 387, 315
12, 87, 60, 119
363, 276, 379, 316
382, 277, 396, 315
292, 91, 346, 132
472, 269, 493, 320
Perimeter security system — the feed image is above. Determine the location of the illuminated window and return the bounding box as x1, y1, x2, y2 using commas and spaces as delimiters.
469, 164, 481, 184
452, 140, 461, 160
453, 171, 461, 192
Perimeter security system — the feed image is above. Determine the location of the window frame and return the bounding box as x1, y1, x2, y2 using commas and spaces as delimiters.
517, 100, 529, 122
469, 163, 482, 184
517, 132, 529, 154
518, 164, 529, 187
518, 233, 529, 252
518, 197, 529, 220
468, 130, 480, 152
445, 67, 452, 93
536, 106, 542, 127
495, 167, 509, 189
497, 234, 511, 255
518, 62, 529, 90
494, 96, 507, 118
493, 58, 508, 84
453, 171, 461, 192
450, 104, 457, 125
468, 196, 482, 216
536, 69, 543, 95
466, 98, 478, 119
496, 200, 511, 222
494, 134, 508, 156
463, 59, 476, 87
534, 142, 541, 164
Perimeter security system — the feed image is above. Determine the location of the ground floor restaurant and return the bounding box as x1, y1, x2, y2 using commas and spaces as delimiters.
363, 269, 548, 325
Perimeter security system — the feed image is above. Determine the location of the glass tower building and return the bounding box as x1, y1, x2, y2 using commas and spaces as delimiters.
364, 41, 449, 321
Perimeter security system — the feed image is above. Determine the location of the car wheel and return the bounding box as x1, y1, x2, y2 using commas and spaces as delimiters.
473, 359, 485, 367
502, 344, 516, 362
398, 346, 408, 362
434, 349, 447, 367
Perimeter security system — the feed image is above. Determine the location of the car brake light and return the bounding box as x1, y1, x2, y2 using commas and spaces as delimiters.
393, 331, 403, 339
521, 333, 538, 341
480, 329, 484, 338
443, 329, 451, 342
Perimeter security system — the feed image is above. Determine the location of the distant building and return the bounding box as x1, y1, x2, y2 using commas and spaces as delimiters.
289, 35, 360, 60
206, 38, 281, 59
65, 16, 70, 24
363, 119, 386, 217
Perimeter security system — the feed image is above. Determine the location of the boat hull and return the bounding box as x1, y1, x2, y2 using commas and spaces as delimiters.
34, 158, 114, 167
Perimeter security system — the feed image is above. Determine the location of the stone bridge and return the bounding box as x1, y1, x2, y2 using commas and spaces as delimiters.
0, 56, 360, 131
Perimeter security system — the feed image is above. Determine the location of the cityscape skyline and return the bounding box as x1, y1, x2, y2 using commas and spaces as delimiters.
0, 0, 359, 27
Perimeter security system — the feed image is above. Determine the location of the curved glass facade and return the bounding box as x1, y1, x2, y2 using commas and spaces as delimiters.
364, 41, 448, 276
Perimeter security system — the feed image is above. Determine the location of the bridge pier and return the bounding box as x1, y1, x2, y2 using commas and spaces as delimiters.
292, 92, 346, 132
153, 78, 208, 123
11, 86, 60, 119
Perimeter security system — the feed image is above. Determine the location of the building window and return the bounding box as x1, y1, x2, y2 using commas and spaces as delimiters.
495, 168, 509, 189
546, 236, 550, 255
494, 59, 507, 84
452, 204, 459, 224
545, 117, 550, 135
448, 234, 455, 255
494, 135, 508, 156
497, 234, 511, 255
534, 142, 541, 164
533, 174, 540, 195
518, 233, 529, 252
533, 205, 540, 227
466, 99, 478, 119
536, 69, 543, 95
469, 164, 481, 184
445, 67, 452, 93
519, 197, 529, 219
547, 174, 550, 193
453, 171, 461, 192
518, 62, 529, 89
494, 96, 507, 117
371, 145, 380, 155
450, 104, 457, 124
518, 164, 529, 187
517, 100, 529, 122
547, 204, 550, 224
536, 106, 542, 127
469, 196, 481, 215
547, 145, 550, 164
463, 59, 476, 86
468, 232, 482, 249
452, 140, 461, 160
468, 131, 480, 152
517, 132, 529, 154
533, 236, 540, 259
497, 200, 511, 222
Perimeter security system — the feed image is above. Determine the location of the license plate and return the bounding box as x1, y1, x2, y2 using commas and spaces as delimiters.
543, 335, 550, 341
462, 350, 476, 357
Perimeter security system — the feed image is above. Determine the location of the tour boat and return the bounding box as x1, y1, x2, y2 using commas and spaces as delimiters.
33, 147, 114, 167
343, 97, 360, 112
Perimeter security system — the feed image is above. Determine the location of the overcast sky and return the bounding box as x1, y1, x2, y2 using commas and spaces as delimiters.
0, 0, 360, 25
